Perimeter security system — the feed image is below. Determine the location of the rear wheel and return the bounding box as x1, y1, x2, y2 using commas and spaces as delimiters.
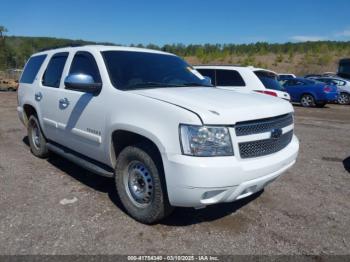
338, 92, 350, 105
27, 115, 49, 158
115, 142, 173, 224
300, 94, 316, 107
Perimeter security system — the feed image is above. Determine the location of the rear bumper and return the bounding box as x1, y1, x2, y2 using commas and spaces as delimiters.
17, 106, 25, 125
319, 92, 338, 103
163, 135, 299, 207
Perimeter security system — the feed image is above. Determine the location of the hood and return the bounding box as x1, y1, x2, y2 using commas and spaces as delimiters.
130, 87, 293, 125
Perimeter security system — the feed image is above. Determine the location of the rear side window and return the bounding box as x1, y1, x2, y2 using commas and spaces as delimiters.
42, 52, 68, 88
216, 69, 245, 86
69, 51, 101, 83
254, 71, 285, 91
20, 55, 47, 84
197, 69, 216, 85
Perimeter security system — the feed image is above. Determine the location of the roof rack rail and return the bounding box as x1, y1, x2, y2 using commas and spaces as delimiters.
37, 43, 116, 52
38, 43, 87, 52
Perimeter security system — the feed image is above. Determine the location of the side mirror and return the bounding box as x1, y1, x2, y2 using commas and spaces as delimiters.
203, 76, 212, 85
64, 73, 102, 93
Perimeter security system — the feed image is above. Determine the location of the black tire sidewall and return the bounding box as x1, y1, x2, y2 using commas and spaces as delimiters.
28, 115, 49, 158
115, 144, 171, 224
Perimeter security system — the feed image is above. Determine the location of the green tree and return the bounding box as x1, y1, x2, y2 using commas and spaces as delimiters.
0, 25, 8, 38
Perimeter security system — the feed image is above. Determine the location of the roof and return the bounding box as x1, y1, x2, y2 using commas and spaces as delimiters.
194, 65, 278, 75
194, 65, 254, 71
32, 45, 173, 57
294, 77, 311, 81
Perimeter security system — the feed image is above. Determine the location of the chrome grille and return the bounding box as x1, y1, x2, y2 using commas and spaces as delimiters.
239, 130, 293, 159
235, 113, 293, 136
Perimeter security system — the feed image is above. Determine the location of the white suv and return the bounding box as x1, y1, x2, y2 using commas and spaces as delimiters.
17, 46, 299, 224
195, 65, 291, 101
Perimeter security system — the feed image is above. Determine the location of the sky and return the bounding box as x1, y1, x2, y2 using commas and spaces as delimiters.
2, 0, 350, 45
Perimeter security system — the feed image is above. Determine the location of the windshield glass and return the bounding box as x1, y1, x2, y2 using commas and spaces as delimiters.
102, 51, 212, 90
254, 71, 285, 91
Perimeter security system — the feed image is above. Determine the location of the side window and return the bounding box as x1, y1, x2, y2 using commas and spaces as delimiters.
216, 69, 245, 86
283, 80, 292, 86
197, 69, 216, 85
42, 52, 68, 88
20, 55, 47, 84
69, 51, 102, 83
334, 79, 345, 86
285, 80, 299, 86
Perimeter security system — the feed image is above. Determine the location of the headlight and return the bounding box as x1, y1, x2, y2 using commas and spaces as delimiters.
180, 125, 233, 156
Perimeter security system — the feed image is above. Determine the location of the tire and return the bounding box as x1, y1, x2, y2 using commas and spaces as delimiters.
338, 92, 350, 105
300, 94, 316, 107
27, 115, 49, 158
115, 142, 173, 224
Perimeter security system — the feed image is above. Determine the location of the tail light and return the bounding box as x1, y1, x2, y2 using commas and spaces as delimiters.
255, 90, 278, 97
323, 86, 332, 93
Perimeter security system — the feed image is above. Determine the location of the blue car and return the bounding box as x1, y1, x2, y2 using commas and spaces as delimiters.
281, 78, 339, 107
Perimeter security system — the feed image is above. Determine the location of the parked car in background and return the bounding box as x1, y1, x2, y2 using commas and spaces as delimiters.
314, 77, 350, 105
278, 74, 296, 80
195, 65, 291, 101
281, 78, 338, 107
338, 58, 350, 80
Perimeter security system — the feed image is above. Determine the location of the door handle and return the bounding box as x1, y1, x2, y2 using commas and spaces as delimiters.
59, 98, 70, 109
35, 92, 42, 101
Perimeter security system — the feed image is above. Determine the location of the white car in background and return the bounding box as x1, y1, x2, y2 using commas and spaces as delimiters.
195, 65, 291, 101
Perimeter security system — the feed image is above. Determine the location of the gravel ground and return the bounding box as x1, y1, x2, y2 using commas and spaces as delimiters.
0, 92, 349, 255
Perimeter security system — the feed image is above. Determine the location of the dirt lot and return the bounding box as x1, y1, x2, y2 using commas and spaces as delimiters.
0, 92, 349, 255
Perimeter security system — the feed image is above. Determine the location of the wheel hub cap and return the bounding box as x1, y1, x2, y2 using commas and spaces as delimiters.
125, 161, 154, 207
32, 124, 40, 149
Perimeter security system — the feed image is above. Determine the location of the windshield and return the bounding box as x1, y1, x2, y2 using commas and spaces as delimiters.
254, 71, 285, 91
102, 51, 212, 90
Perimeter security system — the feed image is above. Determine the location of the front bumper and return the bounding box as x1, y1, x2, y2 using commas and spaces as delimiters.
163, 135, 299, 207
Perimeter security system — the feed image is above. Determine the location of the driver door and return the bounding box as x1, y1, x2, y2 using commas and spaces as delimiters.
54, 51, 107, 163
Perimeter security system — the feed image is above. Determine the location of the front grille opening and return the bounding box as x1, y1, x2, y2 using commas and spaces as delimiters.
235, 113, 293, 136
239, 130, 293, 159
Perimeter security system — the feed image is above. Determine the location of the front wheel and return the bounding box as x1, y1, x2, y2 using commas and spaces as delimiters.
115, 143, 173, 224
338, 92, 350, 105
300, 94, 316, 107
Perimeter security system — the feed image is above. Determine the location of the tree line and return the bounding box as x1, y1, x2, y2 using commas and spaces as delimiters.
0, 25, 350, 71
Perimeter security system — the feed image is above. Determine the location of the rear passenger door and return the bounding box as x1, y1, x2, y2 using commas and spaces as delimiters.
54, 51, 107, 163
37, 52, 69, 140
